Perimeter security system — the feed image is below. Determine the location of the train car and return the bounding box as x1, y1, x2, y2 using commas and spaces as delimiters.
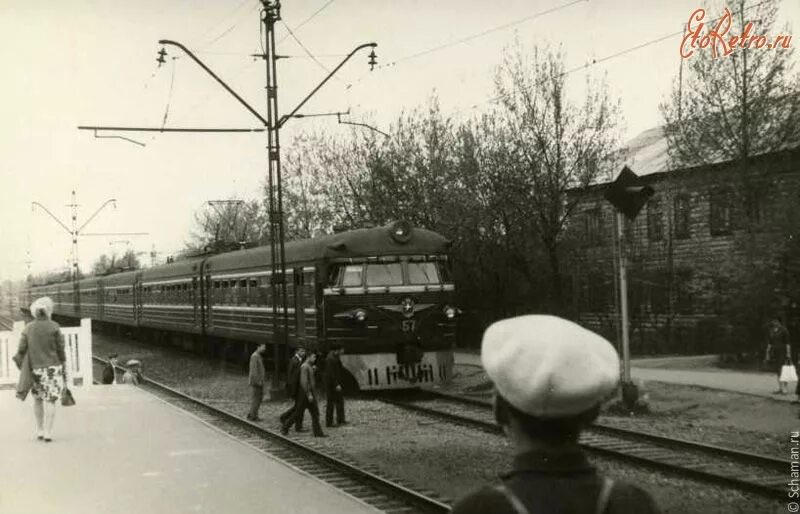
203, 245, 317, 345
101, 270, 139, 327
19, 221, 459, 390
139, 258, 204, 335
318, 222, 457, 389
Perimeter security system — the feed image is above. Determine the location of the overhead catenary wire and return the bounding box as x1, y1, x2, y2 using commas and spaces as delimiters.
277, 0, 336, 45
449, 0, 772, 118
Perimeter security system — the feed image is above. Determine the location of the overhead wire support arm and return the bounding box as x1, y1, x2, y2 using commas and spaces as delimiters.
30, 202, 72, 235
158, 39, 268, 127
278, 42, 377, 128
79, 126, 265, 133
78, 199, 116, 234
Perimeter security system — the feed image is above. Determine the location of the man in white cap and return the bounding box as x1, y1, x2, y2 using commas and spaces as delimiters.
451, 315, 660, 514
122, 360, 143, 385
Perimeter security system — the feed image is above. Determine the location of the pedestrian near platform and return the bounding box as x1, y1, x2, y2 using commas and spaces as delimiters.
122, 359, 143, 385
102, 354, 119, 384
13, 297, 67, 443
282, 352, 325, 437
763, 318, 793, 395
247, 344, 267, 421
279, 347, 306, 430
324, 346, 346, 427
451, 315, 660, 514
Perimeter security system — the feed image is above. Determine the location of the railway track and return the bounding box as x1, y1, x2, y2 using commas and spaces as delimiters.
90, 357, 450, 514
378, 389, 788, 501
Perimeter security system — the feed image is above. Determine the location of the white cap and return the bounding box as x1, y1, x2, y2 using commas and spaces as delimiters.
481, 315, 620, 418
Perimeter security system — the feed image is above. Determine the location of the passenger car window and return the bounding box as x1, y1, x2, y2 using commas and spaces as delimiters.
366, 263, 403, 286
408, 262, 440, 284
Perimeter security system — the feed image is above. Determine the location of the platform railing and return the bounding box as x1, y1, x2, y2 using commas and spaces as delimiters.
0, 318, 93, 388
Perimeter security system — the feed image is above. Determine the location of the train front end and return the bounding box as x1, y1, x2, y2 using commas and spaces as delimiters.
322, 222, 458, 390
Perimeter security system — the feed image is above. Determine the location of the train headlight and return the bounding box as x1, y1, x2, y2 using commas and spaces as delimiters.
444, 306, 457, 319
354, 308, 368, 322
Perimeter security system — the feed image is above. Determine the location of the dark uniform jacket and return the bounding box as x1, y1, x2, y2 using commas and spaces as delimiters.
323, 352, 342, 390
451, 447, 660, 514
286, 355, 303, 397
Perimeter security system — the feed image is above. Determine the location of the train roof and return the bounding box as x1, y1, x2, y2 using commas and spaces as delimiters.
140, 257, 204, 281
102, 270, 139, 286
205, 223, 451, 273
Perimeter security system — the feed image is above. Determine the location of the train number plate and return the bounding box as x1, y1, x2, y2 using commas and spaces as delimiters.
401, 319, 416, 332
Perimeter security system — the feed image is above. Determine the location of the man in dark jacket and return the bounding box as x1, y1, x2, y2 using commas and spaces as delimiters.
101, 354, 118, 385
324, 346, 346, 427
278, 347, 306, 430
281, 352, 325, 437
451, 315, 660, 514
246, 344, 267, 421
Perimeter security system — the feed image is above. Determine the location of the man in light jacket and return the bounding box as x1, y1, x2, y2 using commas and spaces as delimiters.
247, 344, 267, 421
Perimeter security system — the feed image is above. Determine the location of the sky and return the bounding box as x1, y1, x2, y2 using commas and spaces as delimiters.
1, 0, 798, 281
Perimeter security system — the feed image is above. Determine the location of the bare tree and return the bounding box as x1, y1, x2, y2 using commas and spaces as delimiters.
187, 198, 266, 254
661, 0, 799, 167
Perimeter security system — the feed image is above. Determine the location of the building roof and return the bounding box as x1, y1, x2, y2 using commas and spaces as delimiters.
617, 126, 671, 179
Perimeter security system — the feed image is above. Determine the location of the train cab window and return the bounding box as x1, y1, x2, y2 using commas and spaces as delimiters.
342, 265, 364, 287
407, 262, 441, 285
365, 263, 403, 286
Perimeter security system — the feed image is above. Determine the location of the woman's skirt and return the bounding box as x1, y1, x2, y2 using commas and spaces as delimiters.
31, 365, 65, 402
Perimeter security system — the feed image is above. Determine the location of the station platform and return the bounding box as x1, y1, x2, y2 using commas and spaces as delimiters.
0, 386, 379, 514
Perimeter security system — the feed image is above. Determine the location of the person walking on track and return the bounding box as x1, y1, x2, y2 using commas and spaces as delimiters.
282, 352, 325, 437
247, 344, 267, 421
14, 297, 67, 443
324, 345, 346, 427
279, 347, 306, 431
451, 315, 660, 514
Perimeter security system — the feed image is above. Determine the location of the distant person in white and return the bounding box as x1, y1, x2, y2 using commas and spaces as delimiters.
122, 360, 143, 385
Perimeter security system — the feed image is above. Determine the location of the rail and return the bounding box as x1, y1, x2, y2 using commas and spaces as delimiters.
377, 389, 787, 501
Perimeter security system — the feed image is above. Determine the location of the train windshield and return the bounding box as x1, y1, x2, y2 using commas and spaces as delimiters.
365, 263, 403, 286
407, 262, 440, 284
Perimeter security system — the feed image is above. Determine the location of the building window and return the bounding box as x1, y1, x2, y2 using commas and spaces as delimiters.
673, 194, 690, 239
647, 272, 669, 314
675, 269, 693, 314
647, 198, 664, 242
584, 208, 605, 246
709, 189, 732, 236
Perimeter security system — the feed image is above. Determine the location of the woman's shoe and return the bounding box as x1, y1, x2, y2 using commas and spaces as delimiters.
43, 438, 52, 443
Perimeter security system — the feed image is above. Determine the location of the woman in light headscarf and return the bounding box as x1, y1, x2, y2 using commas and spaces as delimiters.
16, 297, 67, 442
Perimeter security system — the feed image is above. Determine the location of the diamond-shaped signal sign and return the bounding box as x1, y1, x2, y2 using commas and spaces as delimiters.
604, 166, 655, 220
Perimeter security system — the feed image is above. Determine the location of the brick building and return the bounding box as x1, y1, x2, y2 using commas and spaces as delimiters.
568, 127, 800, 356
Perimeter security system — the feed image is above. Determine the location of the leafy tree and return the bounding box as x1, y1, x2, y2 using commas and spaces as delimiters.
660, 0, 800, 356
490, 43, 623, 310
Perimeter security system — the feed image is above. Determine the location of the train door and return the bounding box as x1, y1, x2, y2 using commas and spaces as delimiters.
293, 267, 305, 344
97, 280, 104, 319
192, 276, 199, 330
133, 272, 143, 324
